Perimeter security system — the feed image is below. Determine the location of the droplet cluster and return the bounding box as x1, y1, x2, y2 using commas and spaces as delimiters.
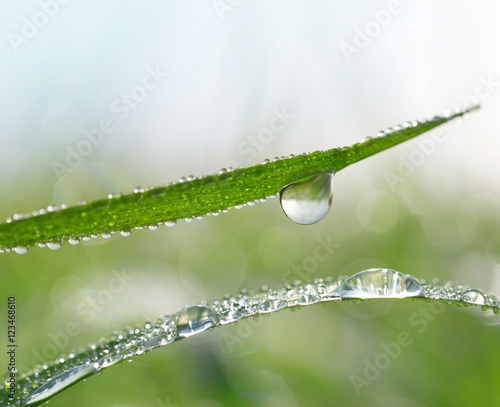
0, 166, 283, 255
3, 268, 497, 405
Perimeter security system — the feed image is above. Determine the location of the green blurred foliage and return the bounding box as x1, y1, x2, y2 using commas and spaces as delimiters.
1, 167, 500, 407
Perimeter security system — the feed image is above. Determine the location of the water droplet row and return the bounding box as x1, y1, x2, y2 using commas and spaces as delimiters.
6, 268, 497, 405
359, 105, 473, 145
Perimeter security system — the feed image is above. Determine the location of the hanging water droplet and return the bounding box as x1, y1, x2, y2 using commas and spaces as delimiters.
47, 242, 61, 251
120, 231, 131, 237
13, 246, 28, 255
175, 305, 219, 338
280, 173, 334, 225
68, 238, 80, 246
101, 233, 112, 239
148, 225, 158, 231
332, 268, 424, 299
165, 220, 176, 228
25, 363, 100, 405
461, 289, 486, 305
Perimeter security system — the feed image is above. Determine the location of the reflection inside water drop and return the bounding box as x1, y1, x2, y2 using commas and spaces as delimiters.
280, 172, 334, 225
176, 305, 219, 338
332, 268, 424, 299
25, 362, 100, 405
461, 289, 486, 305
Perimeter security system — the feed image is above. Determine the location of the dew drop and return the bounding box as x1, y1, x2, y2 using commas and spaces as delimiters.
259, 297, 287, 313
143, 331, 175, 349
101, 233, 112, 239
175, 305, 219, 338
47, 243, 61, 251
219, 309, 242, 324
148, 225, 158, 231
461, 289, 486, 305
443, 109, 453, 118
13, 246, 28, 255
165, 220, 176, 228
47, 205, 57, 212
332, 268, 424, 299
68, 239, 80, 246
280, 173, 334, 225
120, 231, 131, 237
25, 363, 100, 405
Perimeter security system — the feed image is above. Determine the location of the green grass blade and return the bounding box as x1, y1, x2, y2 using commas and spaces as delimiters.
3, 269, 496, 406
0, 105, 479, 252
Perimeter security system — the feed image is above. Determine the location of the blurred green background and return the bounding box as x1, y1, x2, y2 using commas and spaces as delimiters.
2, 155, 500, 406
2, 0, 500, 406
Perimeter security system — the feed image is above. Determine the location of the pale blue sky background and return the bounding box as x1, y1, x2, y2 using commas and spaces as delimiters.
0, 0, 499, 209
